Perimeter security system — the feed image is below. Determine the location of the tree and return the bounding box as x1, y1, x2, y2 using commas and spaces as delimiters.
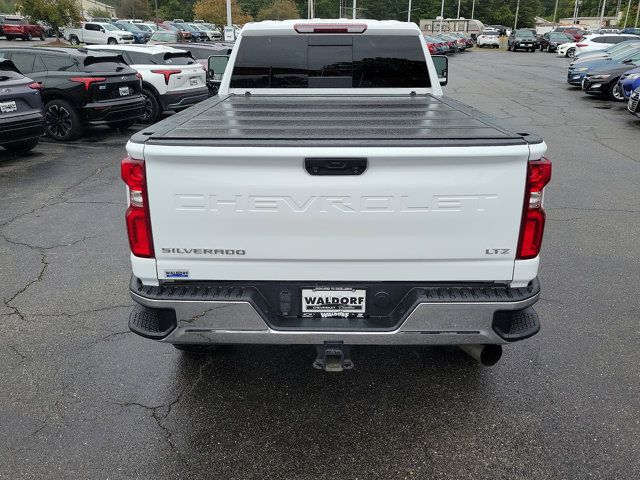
16, 0, 81, 35
0, 0, 15, 14
193, 0, 253, 25
159, 0, 195, 20
257, 0, 299, 20
88, 8, 113, 19
116, 0, 152, 19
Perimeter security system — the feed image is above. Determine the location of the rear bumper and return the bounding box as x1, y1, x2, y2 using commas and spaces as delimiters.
129, 277, 541, 346
80, 96, 145, 124
159, 87, 209, 111
0, 111, 45, 143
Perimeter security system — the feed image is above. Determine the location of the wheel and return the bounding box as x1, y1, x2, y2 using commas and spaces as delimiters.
107, 119, 137, 131
507, 44, 511, 51
5, 35, 13, 41
107, 37, 118, 45
69, 35, 79, 45
39, 33, 45, 41
2, 137, 39, 153
25, 32, 33, 41
173, 344, 219, 354
44, 99, 84, 141
567, 47, 575, 57
609, 81, 625, 101
140, 88, 161, 124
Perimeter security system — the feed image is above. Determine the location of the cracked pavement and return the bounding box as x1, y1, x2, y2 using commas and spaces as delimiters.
1, 50, 640, 479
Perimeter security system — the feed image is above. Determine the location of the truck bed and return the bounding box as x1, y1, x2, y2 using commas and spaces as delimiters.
130, 94, 542, 147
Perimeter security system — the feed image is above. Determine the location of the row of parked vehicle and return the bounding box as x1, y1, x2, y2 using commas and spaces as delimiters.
565, 38, 640, 118
0, 43, 233, 152
423, 32, 474, 54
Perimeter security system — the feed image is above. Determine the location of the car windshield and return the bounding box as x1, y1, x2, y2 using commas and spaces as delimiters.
482, 30, 498, 35
103, 24, 120, 31
134, 23, 152, 32
151, 32, 174, 41
610, 44, 640, 60
515, 30, 534, 38
550, 33, 570, 40
4, 18, 24, 24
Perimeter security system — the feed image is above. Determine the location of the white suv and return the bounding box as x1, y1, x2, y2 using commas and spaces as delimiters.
574, 34, 640, 56
86, 45, 209, 123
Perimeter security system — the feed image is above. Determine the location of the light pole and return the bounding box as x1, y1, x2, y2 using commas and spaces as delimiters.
456, 0, 461, 19
513, 0, 520, 30
471, 0, 476, 19
352, 0, 357, 19
439, 0, 445, 32
599, 0, 607, 26
226, 0, 232, 27
408, 0, 412, 21
553, 0, 559, 23
623, 0, 631, 27
635, 0, 640, 27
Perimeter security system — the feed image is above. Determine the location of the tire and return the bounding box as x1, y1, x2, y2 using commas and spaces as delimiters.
2, 137, 39, 153
5, 36, 13, 41
609, 81, 625, 101
107, 37, 118, 45
44, 99, 84, 141
567, 47, 575, 58
39, 33, 45, 41
173, 344, 219, 354
69, 35, 79, 45
140, 88, 161, 124
25, 33, 33, 41
107, 119, 137, 131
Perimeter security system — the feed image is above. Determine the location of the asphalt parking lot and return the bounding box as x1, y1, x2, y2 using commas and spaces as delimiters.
2, 49, 640, 479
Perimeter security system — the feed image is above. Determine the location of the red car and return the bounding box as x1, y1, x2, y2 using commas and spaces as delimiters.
2, 16, 46, 41
555, 27, 590, 42
159, 22, 192, 42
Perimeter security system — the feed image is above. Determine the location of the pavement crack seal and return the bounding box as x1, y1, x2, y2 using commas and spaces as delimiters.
2, 247, 48, 322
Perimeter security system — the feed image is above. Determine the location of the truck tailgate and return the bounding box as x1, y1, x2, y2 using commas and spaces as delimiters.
144, 145, 530, 282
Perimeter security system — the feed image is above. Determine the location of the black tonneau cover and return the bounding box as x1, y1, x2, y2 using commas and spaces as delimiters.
131, 94, 542, 147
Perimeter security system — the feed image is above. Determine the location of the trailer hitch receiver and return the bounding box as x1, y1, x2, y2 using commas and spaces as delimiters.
313, 343, 353, 372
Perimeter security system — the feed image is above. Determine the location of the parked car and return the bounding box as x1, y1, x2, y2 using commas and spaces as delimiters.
86, 44, 209, 124
539, 32, 573, 52
567, 48, 640, 86
2, 16, 46, 41
123, 20, 551, 368
0, 47, 144, 140
164, 42, 233, 93
620, 27, 640, 36
133, 23, 158, 34
434, 34, 458, 53
190, 22, 222, 41
148, 30, 187, 44
158, 22, 193, 42
181, 23, 208, 42
573, 39, 640, 62
574, 34, 640, 56
64, 22, 134, 45
449, 32, 473, 48
476, 29, 500, 48
114, 21, 151, 44
618, 67, 640, 98
0, 59, 44, 153
554, 27, 590, 42
508, 29, 536, 52
628, 86, 640, 117
581, 51, 640, 100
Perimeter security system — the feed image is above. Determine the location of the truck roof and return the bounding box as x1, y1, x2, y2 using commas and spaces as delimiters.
131, 94, 542, 147
241, 19, 421, 36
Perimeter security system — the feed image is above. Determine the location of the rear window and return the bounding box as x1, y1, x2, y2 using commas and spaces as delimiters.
515, 30, 534, 38
153, 52, 196, 65
4, 18, 25, 25
230, 34, 430, 89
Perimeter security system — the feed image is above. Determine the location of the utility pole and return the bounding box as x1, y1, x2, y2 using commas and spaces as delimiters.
513, 0, 520, 30
553, 0, 559, 23
471, 0, 476, 19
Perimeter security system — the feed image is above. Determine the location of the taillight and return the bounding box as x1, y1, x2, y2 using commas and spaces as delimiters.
294, 23, 367, 34
70, 76, 106, 91
151, 69, 182, 85
517, 156, 552, 259
121, 156, 154, 258
27, 82, 41, 90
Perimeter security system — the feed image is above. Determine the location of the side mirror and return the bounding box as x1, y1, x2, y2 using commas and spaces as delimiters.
208, 54, 229, 81
100, 28, 105, 33
432, 55, 448, 86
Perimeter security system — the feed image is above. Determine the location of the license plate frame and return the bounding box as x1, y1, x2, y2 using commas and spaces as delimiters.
119, 86, 130, 96
190, 77, 198, 86
301, 287, 366, 317
0, 100, 17, 113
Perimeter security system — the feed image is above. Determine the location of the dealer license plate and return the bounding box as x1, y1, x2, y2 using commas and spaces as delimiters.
119, 86, 130, 96
302, 287, 366, 317
0, 101, 17, 113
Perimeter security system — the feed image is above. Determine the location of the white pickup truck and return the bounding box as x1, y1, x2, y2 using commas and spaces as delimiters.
123, 20, 552, 370
64, 22, 134, 45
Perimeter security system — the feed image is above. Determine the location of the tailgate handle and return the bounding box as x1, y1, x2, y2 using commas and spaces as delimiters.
305, 158, 367, 176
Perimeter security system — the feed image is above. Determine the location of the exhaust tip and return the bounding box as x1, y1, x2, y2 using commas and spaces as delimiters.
459, 344, 503, 366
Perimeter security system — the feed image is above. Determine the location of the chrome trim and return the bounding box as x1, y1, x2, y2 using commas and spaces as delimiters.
130, 289, 539, 346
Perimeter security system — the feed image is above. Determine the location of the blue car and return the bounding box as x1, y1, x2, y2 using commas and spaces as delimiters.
619, 67, 640, 98
567, 45, 640, 85
628, 86, 640, 117
115, 21, 151, 44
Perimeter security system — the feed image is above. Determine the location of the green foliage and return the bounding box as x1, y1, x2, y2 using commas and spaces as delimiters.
88, 8, 113, 19
257, 0, 300, 20
116, 0, 152, 19
0, 0, 14, 14
16, 0, 81, 31
158, 0, 195, 20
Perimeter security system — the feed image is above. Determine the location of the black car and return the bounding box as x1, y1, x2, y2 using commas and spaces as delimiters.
628, 87, 640, 117
539, 31, 573, 52
0, 47, 145, 141
581, 51, 640, 100
508, 29, 537, 52
0, 59, 45, 153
